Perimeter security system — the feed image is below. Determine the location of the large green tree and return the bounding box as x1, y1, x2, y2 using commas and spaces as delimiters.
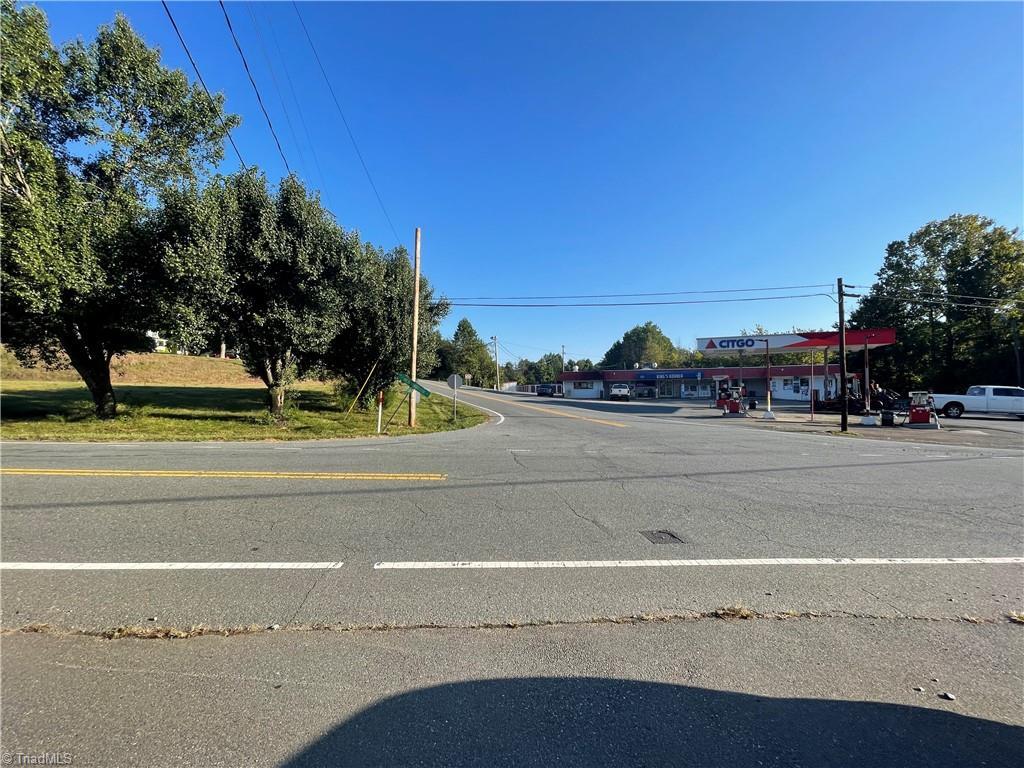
599, 322, 683, 369
215, 171, 351, 417
319, 242, 448, 406
850, 215, 1024, 392
450, 318, 495, 387
0, 4, 236, 416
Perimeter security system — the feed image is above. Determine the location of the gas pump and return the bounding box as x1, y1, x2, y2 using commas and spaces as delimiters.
717, 384, 744, 415
905, 391, 940, 428
711, 376, 730, 408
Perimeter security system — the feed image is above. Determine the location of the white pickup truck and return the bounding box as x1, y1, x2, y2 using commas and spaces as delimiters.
930, 385, 1024, 419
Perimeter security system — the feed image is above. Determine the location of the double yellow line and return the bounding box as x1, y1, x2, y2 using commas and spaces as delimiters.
458, 390, 628, 428
0, 468, 447, 481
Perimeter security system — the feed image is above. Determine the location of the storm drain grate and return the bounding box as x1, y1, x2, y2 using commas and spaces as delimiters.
640, 530, 685, 544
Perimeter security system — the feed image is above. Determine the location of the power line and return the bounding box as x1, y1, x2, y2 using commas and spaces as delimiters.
848, 292, 1023, 311
903, 290, 1022, 305
449, 292, 833, 308
446, 283, 834, 301
260, 1, 334, 206
218, 0, 291, 174
847, 285, 1023, 305
291, 0, 402, 245
499, 339, 590, 361
243, 2, 307, 174
160, 0, 246, 169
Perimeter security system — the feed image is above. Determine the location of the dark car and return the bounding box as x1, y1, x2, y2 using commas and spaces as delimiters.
536, 384, 556, 396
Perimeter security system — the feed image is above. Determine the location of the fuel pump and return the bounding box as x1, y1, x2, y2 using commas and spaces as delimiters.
905, 391, 940, 428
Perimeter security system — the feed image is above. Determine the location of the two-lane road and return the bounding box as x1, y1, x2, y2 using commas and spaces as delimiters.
2, 385, 1022, 766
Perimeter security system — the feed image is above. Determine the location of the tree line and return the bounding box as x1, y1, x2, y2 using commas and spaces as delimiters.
1, 3, 445, 418
849, 215, 1023, 393
426, 318, 594, 387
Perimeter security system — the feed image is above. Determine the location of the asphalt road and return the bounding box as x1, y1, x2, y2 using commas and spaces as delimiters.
2, 384, 1022, 766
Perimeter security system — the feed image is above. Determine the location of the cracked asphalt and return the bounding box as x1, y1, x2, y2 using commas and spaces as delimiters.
1, 385, 1022, 766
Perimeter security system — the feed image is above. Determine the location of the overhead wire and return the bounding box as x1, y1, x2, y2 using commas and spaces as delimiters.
446, 283, 834, 301
449, 292, 834, 308
259, 2, 334, 207
243, 2, 308, 175
218, 0, 292, 174
160, 0, 246, 169
847, 294, 1022, 311
846, 285, 1023, 305
291, 0, 402, 245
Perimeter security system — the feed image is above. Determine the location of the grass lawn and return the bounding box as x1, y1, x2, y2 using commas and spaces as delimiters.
0, 380, 486, 441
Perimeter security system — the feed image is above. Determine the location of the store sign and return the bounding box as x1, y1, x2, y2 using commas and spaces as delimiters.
705, 338, 757, 350
697, 334, 807, 353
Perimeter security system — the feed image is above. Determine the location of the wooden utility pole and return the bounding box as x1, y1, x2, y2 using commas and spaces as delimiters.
409, 227, 421, 427
838, 277, 849, 432
491, 336, 500, 391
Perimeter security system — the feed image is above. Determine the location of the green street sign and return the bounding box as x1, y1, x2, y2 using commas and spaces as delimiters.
396, 372, 430, 397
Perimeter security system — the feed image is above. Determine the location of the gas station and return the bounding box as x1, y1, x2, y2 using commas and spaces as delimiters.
558, 329, 897, 413
694, 329, 897, 412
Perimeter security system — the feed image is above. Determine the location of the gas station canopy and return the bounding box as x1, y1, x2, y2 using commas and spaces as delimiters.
696, 329, 895, 355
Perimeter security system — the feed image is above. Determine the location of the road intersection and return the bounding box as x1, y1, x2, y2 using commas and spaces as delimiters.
2, 384, 1021, 766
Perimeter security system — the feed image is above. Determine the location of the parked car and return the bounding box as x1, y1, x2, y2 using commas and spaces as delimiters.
536, 383, 556, 397
929, 386, 1024, 419
609, 383, 631, 401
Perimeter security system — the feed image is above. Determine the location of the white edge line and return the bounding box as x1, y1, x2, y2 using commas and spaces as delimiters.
0, 562, 345, 570
373, 557, 1024, 570
436, 390, 505, 425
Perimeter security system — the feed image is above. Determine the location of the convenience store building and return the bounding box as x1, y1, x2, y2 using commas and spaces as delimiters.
556, 329, 895, 402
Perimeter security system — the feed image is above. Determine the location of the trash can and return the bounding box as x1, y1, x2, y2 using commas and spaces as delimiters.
748, 397, 758, 410
881, 410, 895, 427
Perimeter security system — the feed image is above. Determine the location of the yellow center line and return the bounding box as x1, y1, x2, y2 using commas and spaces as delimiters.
0, 468, 447, 481
454, 390, 628, 428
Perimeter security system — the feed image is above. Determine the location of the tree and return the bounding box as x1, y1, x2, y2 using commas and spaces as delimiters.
566, 358, 594, 371
1, 5, 236, 416
450, 318, 494, 387
214, 171, 350, 417
599, 322, 683, 369
850, 215, 1024, 392
319, 241, 448, 407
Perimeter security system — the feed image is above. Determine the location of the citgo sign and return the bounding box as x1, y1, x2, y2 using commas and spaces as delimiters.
705, 338, 757, 350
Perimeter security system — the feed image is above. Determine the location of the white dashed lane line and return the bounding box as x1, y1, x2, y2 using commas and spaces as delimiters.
0, 562, 345, 570
374, 557, 1024, 570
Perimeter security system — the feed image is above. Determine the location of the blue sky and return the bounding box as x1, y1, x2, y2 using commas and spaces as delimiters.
42, 1, 1023, 363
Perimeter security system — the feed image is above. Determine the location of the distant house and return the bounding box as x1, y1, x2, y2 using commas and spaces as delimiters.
145, 331, 169, 352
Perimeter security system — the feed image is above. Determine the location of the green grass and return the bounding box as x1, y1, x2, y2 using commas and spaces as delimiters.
0, 381, 486, 441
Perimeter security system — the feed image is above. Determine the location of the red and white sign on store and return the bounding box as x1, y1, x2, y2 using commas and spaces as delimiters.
696, 329, 895, 354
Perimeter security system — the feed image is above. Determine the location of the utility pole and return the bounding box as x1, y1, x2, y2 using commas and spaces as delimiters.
561, 345, 566, 372
491, 336, 500, 391
408, 227, 421, 427
837, 276, 849, 432
1013, 316, 1022, 387
863, 340, 871, 412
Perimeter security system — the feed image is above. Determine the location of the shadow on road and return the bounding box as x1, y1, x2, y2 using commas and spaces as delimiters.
279, 677, 1021, 767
